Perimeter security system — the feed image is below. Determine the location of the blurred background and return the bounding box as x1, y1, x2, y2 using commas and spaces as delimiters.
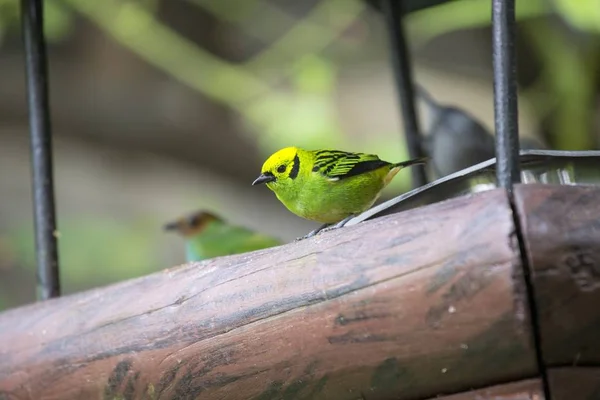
0, 0, 599, 311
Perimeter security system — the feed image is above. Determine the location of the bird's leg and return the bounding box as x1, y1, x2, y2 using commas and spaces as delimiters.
294, 215, 357, 242
318, 214, 355, 234
294, 223, 331, 242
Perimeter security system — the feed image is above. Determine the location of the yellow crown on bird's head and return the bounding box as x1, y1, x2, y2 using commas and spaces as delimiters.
261, 147, 298, 173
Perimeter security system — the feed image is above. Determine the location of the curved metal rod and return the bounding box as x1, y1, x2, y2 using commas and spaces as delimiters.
346, 150, 600, 226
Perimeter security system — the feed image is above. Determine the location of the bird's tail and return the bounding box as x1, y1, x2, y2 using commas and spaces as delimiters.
392, 156, 429, 169
414, 84, 441, 109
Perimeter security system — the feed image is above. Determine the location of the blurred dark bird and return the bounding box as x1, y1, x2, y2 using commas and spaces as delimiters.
415, 84, 546, 178
164, 210, 282, 262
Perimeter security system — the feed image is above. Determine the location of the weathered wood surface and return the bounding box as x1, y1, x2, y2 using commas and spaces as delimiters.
427, 378, 544, 400
547, 367, 600, 400
514, 184, 600, 367
0, 189, 537, 399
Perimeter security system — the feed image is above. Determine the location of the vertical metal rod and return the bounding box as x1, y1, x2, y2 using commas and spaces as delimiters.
381, 0, 428, 188
492, 0, 520, 190
21, 0, 61, 300
492, 2, 552, 399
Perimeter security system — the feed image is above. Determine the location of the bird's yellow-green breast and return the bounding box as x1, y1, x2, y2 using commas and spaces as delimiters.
252, 146, 427, 224
164, 210, 282, 262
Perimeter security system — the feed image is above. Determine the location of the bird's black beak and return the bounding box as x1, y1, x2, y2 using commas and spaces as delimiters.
252, 173, 276, 186
163, 221, 179, 231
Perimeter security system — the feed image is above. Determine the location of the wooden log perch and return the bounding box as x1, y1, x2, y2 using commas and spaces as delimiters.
1, 184, 599, 399
547, 367, 600, 400
514, 184, 600, 367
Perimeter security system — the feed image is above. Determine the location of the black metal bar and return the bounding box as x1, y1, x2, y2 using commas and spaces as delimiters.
21, 0, 60, 300
491, 0, 520, 190
381, 0, 428, 188
492, 2, 552, 399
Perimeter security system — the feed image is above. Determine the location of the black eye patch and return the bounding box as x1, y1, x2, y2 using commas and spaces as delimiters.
277, 165, 286, 173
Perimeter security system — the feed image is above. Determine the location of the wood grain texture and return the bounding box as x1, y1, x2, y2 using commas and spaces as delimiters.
548, 367, 600, 400
0, 189, 536, 400
427, 378, 544, 400
514, 184, 600, 367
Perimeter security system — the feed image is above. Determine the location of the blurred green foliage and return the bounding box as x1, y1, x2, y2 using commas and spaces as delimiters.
4, 0, 597, 173
552, 0, 600, 34
0, 0, 74, 42
8, 218, 161, 292
3, 0, 599, 157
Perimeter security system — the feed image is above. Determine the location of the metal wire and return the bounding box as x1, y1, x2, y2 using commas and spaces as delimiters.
492, 0, 521, 190
21, 0, 61, 300
381, 0, 428, 188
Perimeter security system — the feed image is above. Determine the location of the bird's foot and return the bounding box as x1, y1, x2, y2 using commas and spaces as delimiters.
294, 223, 331, 242
316, 215, 355, 235
294, 215, 355, 241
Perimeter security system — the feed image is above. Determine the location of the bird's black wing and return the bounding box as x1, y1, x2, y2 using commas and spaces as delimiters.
312, 150, 390, 181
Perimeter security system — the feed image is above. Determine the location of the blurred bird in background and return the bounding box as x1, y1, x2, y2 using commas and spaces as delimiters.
252, 146, 427, 238
415, 84, 547, 179
164, 210, 282, 262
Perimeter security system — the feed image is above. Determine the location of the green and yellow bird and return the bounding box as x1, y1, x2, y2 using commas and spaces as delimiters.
252, 146, 427, 238
164, 210, 282, 262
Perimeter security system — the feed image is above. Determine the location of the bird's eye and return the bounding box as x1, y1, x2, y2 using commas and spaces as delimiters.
277, 165, 286, 173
